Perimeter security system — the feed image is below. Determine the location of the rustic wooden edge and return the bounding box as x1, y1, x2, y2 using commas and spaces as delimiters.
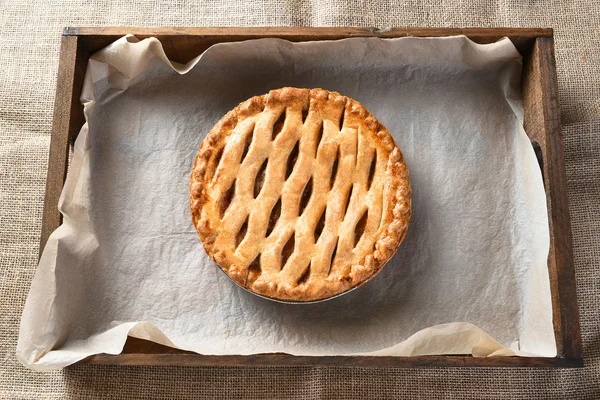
76, 337, 583, 368
39, 35, 87, 258
40, 27, 582, 368
521, 37, 582, 359
82, 355, 584, 368
60, 27, 554, 65
62, 26, 553, 37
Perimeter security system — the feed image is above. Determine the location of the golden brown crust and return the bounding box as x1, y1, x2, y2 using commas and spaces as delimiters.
190, 87, 411, 301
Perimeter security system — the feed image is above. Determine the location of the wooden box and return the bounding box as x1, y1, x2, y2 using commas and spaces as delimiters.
42, 27, 582, 368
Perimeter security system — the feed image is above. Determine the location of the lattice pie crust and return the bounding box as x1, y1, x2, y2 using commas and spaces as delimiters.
190, 88, 411, 301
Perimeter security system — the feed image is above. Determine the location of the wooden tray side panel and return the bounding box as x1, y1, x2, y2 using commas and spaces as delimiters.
71, 27, 550, 64
84, 355, 584, 368
40, 35, 88, 257
80, 337, 583, 368
522, 37, 582, 359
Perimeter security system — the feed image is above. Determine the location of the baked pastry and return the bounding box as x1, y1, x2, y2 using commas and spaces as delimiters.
190, 88, 411, 302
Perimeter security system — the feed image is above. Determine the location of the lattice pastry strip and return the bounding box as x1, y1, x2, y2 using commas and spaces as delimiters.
190, 88, 411, 302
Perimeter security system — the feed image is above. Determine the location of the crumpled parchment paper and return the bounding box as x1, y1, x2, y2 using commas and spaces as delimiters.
17, 35, 555, 370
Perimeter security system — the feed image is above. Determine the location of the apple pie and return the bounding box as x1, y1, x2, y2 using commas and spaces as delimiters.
190, 87, 411, 302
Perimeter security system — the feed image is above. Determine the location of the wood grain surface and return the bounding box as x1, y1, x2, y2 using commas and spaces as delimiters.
66, 27, 551, 64
39, 27, 581, 368
78, 337, 583, 368
39, 35, 87, 258
522, 37, 582, 359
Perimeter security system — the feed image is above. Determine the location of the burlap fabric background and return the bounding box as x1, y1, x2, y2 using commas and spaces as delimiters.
1, 1, 598, 398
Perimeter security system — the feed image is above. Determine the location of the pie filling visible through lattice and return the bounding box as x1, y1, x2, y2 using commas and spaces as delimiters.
190, 88, 411, 302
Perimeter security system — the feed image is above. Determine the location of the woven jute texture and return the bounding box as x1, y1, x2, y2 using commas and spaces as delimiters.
1, 1, 598, 399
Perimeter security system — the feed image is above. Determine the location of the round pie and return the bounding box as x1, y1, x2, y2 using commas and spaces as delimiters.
190, 87, 411, 302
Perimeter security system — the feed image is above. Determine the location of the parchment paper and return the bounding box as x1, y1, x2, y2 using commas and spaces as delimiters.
17, 35, 555, 370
